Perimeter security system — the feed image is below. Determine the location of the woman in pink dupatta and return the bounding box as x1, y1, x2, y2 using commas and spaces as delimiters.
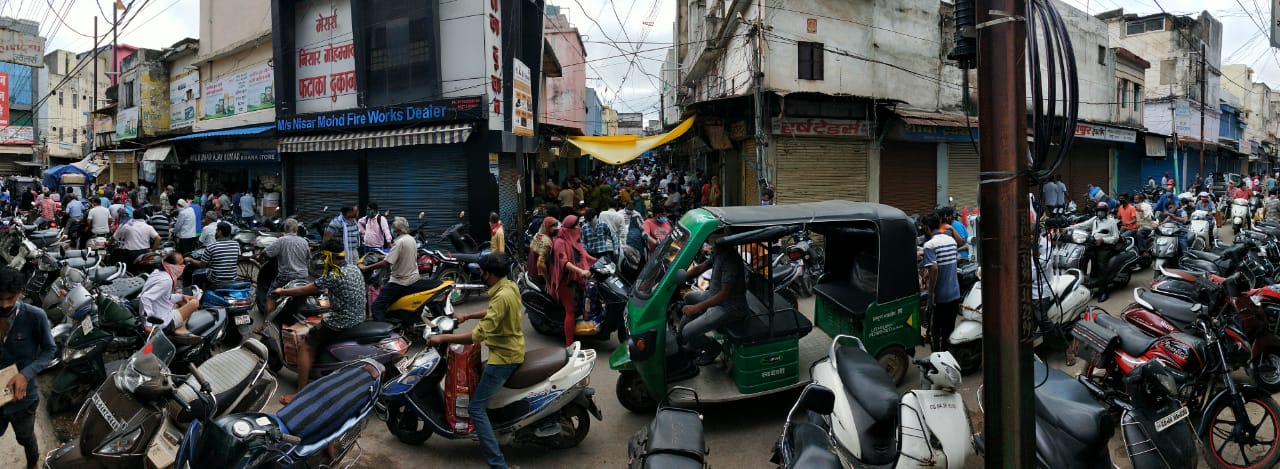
549, 215, 596, 345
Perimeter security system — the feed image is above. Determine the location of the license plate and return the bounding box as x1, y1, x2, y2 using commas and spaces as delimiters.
444, 300, 454, 316
234, 314, 252, 326
1155, 406, 1190, 432
609, 278, 625, 289
395, 356, 411, 375
81, 317, 93, 335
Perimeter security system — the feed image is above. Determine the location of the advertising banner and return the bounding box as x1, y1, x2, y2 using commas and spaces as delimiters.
203, 63, 275, 119
294, 0, 358, 114
512, 59, 533, 136
169, 70, 200, 128
0, 28, 43, 67
116, 107, 140, 139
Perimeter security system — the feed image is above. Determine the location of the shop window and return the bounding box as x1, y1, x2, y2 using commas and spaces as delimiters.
797, 42, 824, 80
782, 96, 867, 120
363, 0, 440, 107
1133, 83, 1141, 111
58, 92, 63, 106
72, 93, 77, 109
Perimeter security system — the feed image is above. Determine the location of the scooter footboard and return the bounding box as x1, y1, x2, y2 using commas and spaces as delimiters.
901, 391, 970, 469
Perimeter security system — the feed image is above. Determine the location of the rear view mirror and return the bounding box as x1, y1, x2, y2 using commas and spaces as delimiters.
798, 384, 836, 415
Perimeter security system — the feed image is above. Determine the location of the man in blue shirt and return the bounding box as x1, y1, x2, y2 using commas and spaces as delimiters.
1154, 182, 1178, 217
0, 265, 55, 468
922, 214, 960, 352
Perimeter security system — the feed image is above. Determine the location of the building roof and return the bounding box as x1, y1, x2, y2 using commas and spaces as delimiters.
1113, 47, 1151, 69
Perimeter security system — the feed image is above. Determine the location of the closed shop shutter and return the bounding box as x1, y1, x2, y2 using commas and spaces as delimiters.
774, 138, 869, 203
1114, 147, 1143, 197
1063, 142, 1110, 207
1141, 156, 1176, 188
108, 163, 137, 184
0, 157, 17, 177
879, 141, 937, 215
292, 151, 358, 219
741, 140, 758, 205
367, 145, 468, 236
947, 143, 980, 210
497, 153, 519, 226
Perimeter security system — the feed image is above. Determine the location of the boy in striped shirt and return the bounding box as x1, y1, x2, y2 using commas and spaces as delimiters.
921, 214, 961, 352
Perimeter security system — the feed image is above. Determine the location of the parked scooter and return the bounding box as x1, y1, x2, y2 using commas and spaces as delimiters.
380, 315, 602, 447
1231, 197, 1252, 234
770, 384, 842, 469
1150, 221, 1185, 270
200, 281, 256, 345
258, 289, 408, 380
174, 359, 382, 469
1188, 209, 1215, 251
627, 387, 709, 469
522, 256, 631, 341
811, 335, 972, 468
44, 332, 276, 468
45, 286, 146, 414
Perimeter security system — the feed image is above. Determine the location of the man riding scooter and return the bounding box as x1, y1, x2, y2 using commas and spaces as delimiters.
1079, 202, 1119, 301
1116, 194, 1144, 256
361, 217, 433, 322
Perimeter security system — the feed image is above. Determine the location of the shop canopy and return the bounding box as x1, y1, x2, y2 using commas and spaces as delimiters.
42, 164, 94, 188
566, 117, 695, 165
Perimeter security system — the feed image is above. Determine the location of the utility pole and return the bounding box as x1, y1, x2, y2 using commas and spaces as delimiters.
749, 10, 768, 198
1198, 43, 1206, 179
91, 16, 98, 153
975, 0, 1032, 466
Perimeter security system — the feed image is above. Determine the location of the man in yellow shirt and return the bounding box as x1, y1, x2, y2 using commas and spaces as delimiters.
427, 253, 524, 468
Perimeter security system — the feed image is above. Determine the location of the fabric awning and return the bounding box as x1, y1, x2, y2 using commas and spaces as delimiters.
566, 117, 696, 165
142, 145, 174, 162
162, 124, 274, 142
278, 124, 473, 153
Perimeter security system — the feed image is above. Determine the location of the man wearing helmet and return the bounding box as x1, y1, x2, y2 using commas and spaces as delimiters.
1084, 202, 1119, 301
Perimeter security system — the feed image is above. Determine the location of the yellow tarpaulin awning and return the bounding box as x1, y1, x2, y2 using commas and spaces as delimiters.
566, 117, 696, 165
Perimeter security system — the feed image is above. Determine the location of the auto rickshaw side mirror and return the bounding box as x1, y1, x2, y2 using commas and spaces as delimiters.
674, 269, 689, 285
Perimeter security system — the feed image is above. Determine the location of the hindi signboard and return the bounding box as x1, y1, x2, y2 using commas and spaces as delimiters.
0, 28, 42, 67
294, 0, 357, 114
512, 59, 533, 137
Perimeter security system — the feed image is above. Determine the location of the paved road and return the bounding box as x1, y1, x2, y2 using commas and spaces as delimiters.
3, 237, 1257, 468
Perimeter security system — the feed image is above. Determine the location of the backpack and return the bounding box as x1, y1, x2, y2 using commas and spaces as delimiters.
626, 214, 645, 251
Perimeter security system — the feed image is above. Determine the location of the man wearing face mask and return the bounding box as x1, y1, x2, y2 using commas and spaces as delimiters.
1116, 194, 1142, 255
141, 252, 201, 335
1082, 202, 1120, 301
427, 253, 524, 468
643, 206, 673, 252
0, 266, 54, 469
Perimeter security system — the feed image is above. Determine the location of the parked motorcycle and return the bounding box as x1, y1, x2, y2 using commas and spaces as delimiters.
811, 335, 972, 468
45, 286, 147, 414
1150, 221, 1185, 270
44, 332, 276, 468
381, 316, 602, 447
628, 387, 709, 468
950, 266, 1090, 373
1189, 209, 1215, 251
523, 256, 631, 341
200, 281, 256, 345
175, 359, 382, 469
258, 289, 407, 380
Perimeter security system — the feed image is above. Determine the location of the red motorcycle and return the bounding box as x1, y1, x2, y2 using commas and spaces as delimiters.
1076, 308, 1280, 469
1129, 268, 1280, 392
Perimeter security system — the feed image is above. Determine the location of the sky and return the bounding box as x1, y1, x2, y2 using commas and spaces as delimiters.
12, 0, 1280, 122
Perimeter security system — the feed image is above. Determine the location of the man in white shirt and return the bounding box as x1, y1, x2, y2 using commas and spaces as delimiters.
140, 252, 199, 334
112, 212, 160, 266
599, 199, 627, 252
173, 199, 199, 254
239, 191, 256, 222
361, 217, 428, 321
86, 197, 112, 236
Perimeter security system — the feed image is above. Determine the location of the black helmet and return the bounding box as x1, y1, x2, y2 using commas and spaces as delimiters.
472, 251, 510, 278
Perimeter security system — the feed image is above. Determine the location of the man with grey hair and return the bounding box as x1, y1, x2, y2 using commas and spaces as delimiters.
261, 218, 311, 314
362, 216, 428, 321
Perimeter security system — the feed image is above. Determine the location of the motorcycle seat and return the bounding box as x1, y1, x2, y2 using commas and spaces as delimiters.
61, 255, 99, 270
56, 249, 89, 260
277, 362, 381, 451
833, 345, 900, 430
1033, 361, 1112, 448
332, 321, 396, 344
185, 308, 226, 338
88, 265, 122, 283
452, 252, 483, 264
29, 230, 61, 247
642, 406, 706, 463
1134, 290, 1202, 329
21, 224, 36, 231
789, 419, 842, 469
171, 339, 270, 423
97, 276, 145, 299
1093, 314, 1158, 357
505, 347, 568, 389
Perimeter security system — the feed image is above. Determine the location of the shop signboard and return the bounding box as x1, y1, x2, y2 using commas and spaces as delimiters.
512, 59, 533, 137
0, 126, 32, 144
203, 63, 275, 120
1073, 122, 1137, 143
294, 0, 358, 114
276, 96, 484, 132
0, 28, 43, 67
190, 150, 280, 164
0, 72, 8, 126
116, 107, 140, 140
484, 0, 504, 131
771, 118, 873, 138
170, 70, 200, 129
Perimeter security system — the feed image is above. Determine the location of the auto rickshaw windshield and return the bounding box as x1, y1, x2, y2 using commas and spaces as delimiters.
633, 225, 690, 300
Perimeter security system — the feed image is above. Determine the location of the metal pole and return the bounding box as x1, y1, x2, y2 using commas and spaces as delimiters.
750, 20, 768, 197
112, 5, 118, 86
976, 0, 1032, 466
1199, 43, 1205, 179
91, 16, 98, 154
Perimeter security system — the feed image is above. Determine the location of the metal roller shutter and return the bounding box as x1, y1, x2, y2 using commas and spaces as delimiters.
879, 141, 938, 215
774, 138, 869, 203
498, 153, 519, 226
741, 140, 758, 205
1141, 157, 1176, 188
292, 152, 358, 220
366, 145, 468, 237
947, 143, 980, 210
1114, 148, 1143, 197
1064, 143, 1110, 207
0, 157, 17, 177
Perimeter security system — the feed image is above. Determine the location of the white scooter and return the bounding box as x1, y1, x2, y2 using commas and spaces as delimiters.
1230, 197, 1251, 234
1188, 209, 1215, 251
948, 265, 1090, 373
811, 335, 972, 469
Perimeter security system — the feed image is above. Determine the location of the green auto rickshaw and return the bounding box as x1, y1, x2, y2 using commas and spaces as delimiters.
611, 200, 922, 412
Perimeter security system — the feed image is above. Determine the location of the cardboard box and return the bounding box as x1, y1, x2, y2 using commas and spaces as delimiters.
0, 365, 19, 407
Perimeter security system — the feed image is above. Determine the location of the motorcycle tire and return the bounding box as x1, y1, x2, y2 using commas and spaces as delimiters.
527, 305, 566, 338
1201, 390, 1280, 469
1251, 348, 1280, 394
950, 340, 982, 374
384, 402, 433, 445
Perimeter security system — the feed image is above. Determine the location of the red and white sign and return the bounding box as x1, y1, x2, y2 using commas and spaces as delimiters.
295, 0, 357, 114
1074, 122, 1137, 143
0, 126, 33, 144
771, 118, 873, 138
0, 72, 10, 126
484, 0, 504, 131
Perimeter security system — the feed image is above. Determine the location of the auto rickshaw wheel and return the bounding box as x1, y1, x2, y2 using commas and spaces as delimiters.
616, 370, 658, 413
877, 346, 911, 386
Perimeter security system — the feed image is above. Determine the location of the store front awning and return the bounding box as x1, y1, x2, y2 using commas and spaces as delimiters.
278, 124, 473, 153
142, 145, 174, 162
566, 117, 695, 165
162, 124, 275, 142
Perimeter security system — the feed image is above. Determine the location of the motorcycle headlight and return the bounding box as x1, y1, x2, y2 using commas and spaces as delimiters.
96, 427, 142, 455
62, 345, 91, 363
1072, 231, 1088, 244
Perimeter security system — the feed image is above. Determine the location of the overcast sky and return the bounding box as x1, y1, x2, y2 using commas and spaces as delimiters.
18, 0, 1280, 122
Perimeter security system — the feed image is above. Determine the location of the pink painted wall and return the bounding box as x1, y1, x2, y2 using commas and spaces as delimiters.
541, 14, 586, 132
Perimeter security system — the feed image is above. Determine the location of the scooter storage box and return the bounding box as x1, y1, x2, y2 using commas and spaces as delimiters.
445, 343, 482, 434
726, 337, 799, 394
1071, 319, 1119, 366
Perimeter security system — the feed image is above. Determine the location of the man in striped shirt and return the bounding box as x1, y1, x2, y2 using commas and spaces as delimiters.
921, 214, 961, 353
187, 222, 241, 287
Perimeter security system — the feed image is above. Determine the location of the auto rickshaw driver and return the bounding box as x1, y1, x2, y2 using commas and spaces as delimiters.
678, 236, 749, 366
